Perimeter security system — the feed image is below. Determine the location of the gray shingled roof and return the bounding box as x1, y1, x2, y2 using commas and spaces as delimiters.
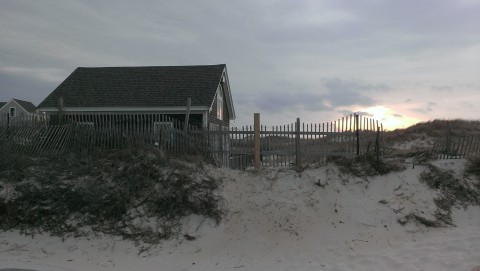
0, 102, 6, 109
13, 99, 36, 113
38, 64, 226, 108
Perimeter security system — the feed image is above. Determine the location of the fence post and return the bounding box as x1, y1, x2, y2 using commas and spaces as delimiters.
254, 113, 261, 171
183, 98, 192, 156
381, 123, 384, 157
355, 113, 360, 156
184, 98, 191, 132
445, 123, 452, 155
295, 117, 301, 172
375, 127, 380, 163
58, 97, 64, 125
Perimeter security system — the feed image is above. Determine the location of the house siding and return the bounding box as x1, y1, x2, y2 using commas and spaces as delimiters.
208, 88, 230, 129
0, 101, 30, 117
46, 111, 204, 129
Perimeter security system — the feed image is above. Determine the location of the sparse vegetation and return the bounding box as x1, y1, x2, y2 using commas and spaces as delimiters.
383, 119, 480, 158
398, 213, 442, 228
465, 156, 480, 178
385, 119, 480, 142
0, 146, 225, 245
332, 155, 405, 178
2, 118, 480, 247
409, 164, 480, 227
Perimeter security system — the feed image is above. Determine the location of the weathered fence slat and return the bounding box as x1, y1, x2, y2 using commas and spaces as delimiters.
1, 112, 386, 169
432, 135, 480, 159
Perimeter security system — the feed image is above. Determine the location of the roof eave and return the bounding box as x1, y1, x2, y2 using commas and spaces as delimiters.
36, 106, 211, 112
1, 98, 35, 114
0, 102, 8, 112
208, 65, 235, 121
223, 65, 236, 120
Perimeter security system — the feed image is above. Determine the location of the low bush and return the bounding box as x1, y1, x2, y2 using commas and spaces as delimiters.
332, 155, 405, 178
0, 146, 225, 244
420, 165, 479, 204
465, 156, 480, 178
398, 213, 443, 228
415, 164, 480, 226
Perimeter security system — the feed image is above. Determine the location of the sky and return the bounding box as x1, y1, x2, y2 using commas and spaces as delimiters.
1, 0, 479, 130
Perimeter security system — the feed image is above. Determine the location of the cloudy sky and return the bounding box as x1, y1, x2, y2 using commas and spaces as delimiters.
1, 0, 479, 129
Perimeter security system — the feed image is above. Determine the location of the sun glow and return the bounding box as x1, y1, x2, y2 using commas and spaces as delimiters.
360, 106, 420, 130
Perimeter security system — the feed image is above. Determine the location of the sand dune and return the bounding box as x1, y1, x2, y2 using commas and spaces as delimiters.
1, 156, 479, 271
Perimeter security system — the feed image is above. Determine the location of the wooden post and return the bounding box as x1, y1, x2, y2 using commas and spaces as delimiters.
445, 123, 452, 155
183, 98, 192, 155
58, 97, 64, 124
459, 137, 466, 158
375, 127, 380, 163
355, 113, 360, 156
380, 123, 384, 158
295, 117, 301, 172
184, 98, 191, 132
254, 113, 261, 171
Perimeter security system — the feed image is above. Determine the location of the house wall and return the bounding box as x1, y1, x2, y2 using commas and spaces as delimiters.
208, 87, 230, 129
163, 113, 204, 128
0, 101, 30, 117
46, 111, 204, 129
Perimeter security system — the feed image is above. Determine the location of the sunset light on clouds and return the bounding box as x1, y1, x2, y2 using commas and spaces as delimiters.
359, 106, 421, 130
1, 0, 479, 129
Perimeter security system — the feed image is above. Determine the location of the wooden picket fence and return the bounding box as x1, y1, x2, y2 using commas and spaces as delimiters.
0, 113, 211, 158
208, 114, 383, 169
432, 135, 480, 159
0, 112, 383, 169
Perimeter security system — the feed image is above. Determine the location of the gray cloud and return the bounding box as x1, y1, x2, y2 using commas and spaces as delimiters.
252, 77, 386, 114
413, 101, 438, 114
355, 111, 374, 117
0, 71, 57, 105
322, 78, 381, 107
337, 109, 354, 116
323, 78, 391, 93
430, 85, 454, 92
255, 91, 328, 113
0, 0, 479, 127
253, 81, 330, 113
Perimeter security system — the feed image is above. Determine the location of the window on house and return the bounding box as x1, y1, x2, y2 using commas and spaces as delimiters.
9, 107, 16, 117
217, 84, 223, 121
